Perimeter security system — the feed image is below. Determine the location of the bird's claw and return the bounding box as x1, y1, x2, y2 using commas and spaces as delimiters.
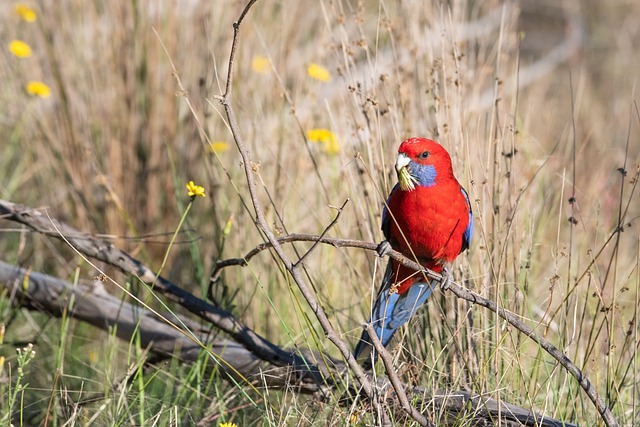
376, 240, 392, 258
440, 266, 453, 291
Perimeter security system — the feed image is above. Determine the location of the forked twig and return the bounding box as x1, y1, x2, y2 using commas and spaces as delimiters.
209, 234, 377, 285
294, 199, 349, 268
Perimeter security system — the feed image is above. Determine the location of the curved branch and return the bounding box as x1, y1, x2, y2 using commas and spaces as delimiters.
0, 198, 327, 388
211, 231, 616, 427
209, 233, 381, 284
0, 196, 601, 425
0, 260, 578, 427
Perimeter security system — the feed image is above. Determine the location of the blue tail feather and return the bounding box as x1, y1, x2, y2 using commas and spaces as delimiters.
354, 262, 436, 367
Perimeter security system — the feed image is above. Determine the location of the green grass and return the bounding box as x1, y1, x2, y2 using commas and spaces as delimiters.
1, 0, 639, 425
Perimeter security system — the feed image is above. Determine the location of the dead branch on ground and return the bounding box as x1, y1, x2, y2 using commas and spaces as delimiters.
0, 258, 577, 427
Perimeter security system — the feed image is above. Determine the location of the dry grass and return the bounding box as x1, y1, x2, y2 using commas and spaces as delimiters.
1, 0, 639, 425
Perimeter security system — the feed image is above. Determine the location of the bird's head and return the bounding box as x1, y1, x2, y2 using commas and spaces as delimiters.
395, 137, 453, 191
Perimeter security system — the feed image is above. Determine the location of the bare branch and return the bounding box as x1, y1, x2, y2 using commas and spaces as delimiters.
0, 260, 579, 427
0, 199, 326, 387
223, 0, 259, 98
209, 233, 380, 285
0, 196, 609, 425
217, 0, 385, 418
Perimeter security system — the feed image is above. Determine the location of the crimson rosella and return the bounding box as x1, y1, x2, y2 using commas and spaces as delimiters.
354, 137, 473, 367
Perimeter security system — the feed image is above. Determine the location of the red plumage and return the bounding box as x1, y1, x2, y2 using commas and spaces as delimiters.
385, 138, 471, 293
354, 137, 473, 366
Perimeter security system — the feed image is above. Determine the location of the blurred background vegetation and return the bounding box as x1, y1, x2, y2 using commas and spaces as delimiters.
1, 0, 639, 425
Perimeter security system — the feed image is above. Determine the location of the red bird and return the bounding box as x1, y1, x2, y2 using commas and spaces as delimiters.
354, 137, 473, 367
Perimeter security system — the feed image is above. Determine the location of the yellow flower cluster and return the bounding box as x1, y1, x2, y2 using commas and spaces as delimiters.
307, 128, 340, 155
307, 63, 331, 82
9, 40, 31, 58
251, 56, 331, 84
8, 3, 51, 98
15, 3, 37, 22
219, 423, 238, 427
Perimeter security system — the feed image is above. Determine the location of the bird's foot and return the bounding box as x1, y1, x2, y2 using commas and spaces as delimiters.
440, 266, 453, 291
376, 240, 392, 258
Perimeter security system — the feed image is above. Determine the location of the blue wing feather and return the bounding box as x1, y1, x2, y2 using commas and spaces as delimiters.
460, 187, 473, 252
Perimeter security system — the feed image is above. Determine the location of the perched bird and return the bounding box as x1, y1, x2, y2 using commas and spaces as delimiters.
354, 137, 473, 367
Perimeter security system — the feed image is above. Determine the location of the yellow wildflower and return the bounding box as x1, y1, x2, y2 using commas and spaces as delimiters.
186, 181, 206, 198
251, 55, 269, 74
26, 81, 51, 98
307, 129, 334, 142
207, 141, 229, 153
9, 40, 32, 58
15, 4, 37, 22
307, 128, 340, 154
219, 423, 237, 427
307, 63, 331, 82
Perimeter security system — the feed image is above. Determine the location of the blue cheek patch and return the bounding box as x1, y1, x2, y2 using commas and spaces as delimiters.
411, 163, 437, 187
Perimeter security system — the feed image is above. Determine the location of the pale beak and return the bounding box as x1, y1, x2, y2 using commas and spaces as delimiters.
395, 152, 417, 191
395, 152, 411, 173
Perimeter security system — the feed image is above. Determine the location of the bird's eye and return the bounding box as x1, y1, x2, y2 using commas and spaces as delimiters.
418, 151, 430, 159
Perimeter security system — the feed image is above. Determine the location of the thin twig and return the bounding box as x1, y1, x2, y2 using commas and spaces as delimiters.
364, 324, 433, 427
294, 199, 349, 268
445, 281, 618, 427
224, 0, 259, 99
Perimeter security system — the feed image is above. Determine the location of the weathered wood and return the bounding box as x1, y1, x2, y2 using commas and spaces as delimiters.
0, 260, 578, 426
